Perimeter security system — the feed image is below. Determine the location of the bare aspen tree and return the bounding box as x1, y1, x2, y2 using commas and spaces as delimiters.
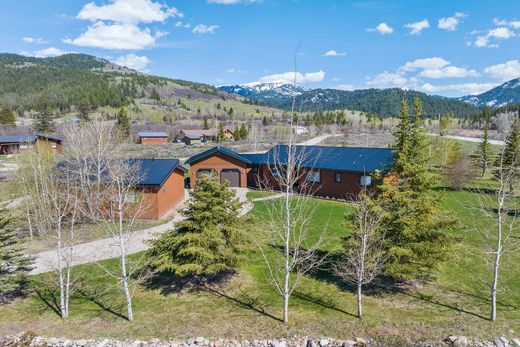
257, 49, 327, 324
18, 149, 81, 319
334, 190, 385, 319
473, 146, 520, 322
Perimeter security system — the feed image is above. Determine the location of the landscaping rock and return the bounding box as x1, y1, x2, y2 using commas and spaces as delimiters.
453, 336, 469, 347
493, 339, 504, 347
512, 339, 520, 347
319, 340, 329, 347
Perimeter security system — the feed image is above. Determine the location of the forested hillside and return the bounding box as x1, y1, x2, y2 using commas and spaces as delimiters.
0, 53, 230, 114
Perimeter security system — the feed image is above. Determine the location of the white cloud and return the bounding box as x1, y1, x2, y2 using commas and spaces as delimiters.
335, 84, 355, 91
484, 60, 520, 81
399, 57, 450, 72
77, 0, 182, 24
29, 47, 71, 58
323, 50, 346, 57
420, 82, 498, 95
22, 37, 48, 44
418, 66, 479, 79
257, 70, 326, 84
474, 27, 516, 48
114, 53, 150, 71
226, 68, 245, 74
367, 22, 394, 35
207, 0, 261, 4
192, 24, 219, 34
366, 71, 410, 88
493, 18, 520, 29
438, 12, 466, 31
405, 19, 429, 35
63, 22, 160, 50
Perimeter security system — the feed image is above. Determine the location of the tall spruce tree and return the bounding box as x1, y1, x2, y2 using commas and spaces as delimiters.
0, 203, 33, 302
116, 107, 131, 139
217, 123, 226, 142
0, 106, 16, 126
478, 123, 491, 178
33, 99, 55, 134
147, 175, 249, 276
377, 97, 457, 280
494, 117, 520, 192
203, 116, 210, 130
77, 99, 91, 122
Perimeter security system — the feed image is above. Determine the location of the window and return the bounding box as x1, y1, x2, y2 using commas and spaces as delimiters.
306, 169, 321, 183
125, 191, 139, 203
334, 172, 341, 183
360, 175, 372, 187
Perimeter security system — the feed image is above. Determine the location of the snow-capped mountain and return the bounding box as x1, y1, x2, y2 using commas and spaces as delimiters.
459, 78, 520, 107
219, 82, 305, 101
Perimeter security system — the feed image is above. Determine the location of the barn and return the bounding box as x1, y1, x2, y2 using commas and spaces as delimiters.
138, 132, 169, 144
0, 134, 62, 155
133, 158, 186, 219
185, 145, 394, 199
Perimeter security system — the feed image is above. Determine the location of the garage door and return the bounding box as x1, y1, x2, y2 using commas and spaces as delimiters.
220, 169, 241, 187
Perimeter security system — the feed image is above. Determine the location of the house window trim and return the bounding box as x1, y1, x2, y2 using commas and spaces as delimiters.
306, 169, 321, 184
334, 172, 341, 183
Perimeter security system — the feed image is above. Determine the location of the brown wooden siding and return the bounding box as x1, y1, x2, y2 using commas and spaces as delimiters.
140, 137, 168, 145
139, 168, 185, 219
189, 153, 250, 188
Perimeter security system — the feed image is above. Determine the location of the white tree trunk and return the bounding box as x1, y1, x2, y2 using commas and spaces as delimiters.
118, 200, 134, 321
491, 200, 503, 322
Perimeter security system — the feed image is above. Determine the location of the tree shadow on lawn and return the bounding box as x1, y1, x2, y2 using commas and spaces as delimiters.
142, 268, 283, 323
77, 288, 128, 320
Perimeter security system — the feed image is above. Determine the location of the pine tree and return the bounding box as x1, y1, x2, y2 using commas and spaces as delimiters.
228, 107, 234, 116
33, 99, 55, 134
116, 107, 131, 139
0, 203, 32, 302
217, 123, 226, 142
262, 116, 268, 126
203, 116, 210, 130
147, 175, 250, 276
377, 97, 457, 280
0, 106, 16, 126
494, 117, 520, 192
77, 99, 91, 122
239, 123, 248, 140
478, 123, 491, 178
150, 88, 161, 101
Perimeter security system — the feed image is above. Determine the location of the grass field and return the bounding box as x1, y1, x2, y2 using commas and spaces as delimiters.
0, 180, 519, 344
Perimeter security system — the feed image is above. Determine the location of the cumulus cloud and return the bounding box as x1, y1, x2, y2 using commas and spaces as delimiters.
323, 50, 346, 57
493, 18, 520, 29
207, 0, 261, 4
399, 57, 450, 72
335, 84, 355, 91
22, 37, 48, 44
367, 22, 394, 35
484, 60, 520, 81
366, 71, 411, 88
257, 70, 326, 84
65, 0, 176, 50
64, 22, 160, 50
418, 66, 479, 79
192, 24, 219, 34
420, 82, 498, 95
473, 26, 516, 48
114, 53, 151, 71
77, 0, 182, 24
405, 19, 429, 35
438, 12, 466, 31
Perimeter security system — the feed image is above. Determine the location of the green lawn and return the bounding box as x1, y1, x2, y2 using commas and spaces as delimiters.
0, 184, 519, 343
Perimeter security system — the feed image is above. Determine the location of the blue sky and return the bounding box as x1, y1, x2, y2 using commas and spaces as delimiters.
2, 0, 520, 97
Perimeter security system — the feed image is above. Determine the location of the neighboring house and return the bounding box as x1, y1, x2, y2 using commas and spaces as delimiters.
291, 125, 309, 135
132, 158, 186, 219
138, 132, 169, 144
185, 145, 394, 199
0, 134, 62, 155
224, 128, 235, 141
177, 129, 217, 145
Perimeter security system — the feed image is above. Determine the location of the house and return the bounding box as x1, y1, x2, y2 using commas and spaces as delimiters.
132, 158, 186, 219
0, 134, 62, 155
138, 132, 169, 144
291, 125, 309, 135
177, 129, 217, 145
185, 145, 394, 199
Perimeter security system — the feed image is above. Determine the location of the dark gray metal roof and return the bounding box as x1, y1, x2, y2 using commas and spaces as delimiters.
0, 134, 62, 144
243, 145, 394, 173
129, 158, 185, 186
185, 146, 252, 165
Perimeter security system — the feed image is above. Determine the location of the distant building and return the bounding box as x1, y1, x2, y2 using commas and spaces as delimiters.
138, 132, 169, 144
177, 129, 217, 145
291, 125, 309, 135
0, 134, 62, 155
